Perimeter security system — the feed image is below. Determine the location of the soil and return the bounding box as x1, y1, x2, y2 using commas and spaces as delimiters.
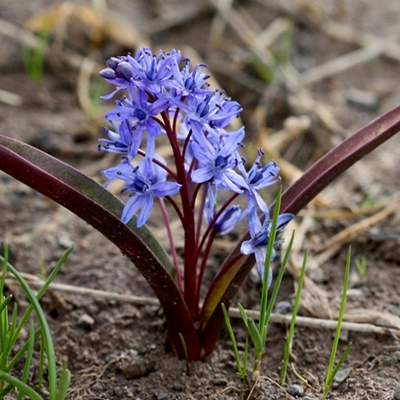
1, 0, 400, 399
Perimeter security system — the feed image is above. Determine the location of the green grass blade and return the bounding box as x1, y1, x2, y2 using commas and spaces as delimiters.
5, 264, 58, 400
280, 249, 308, 385
0, 384, 14, 398
7, 328, 42, 371
327, 343, 352, 389
0, 371, 43, 400
323, 246, 352, 398
243, 337, 249, 377
56, 360, 71, 400
281, 338, 290, 385
259, 188, 282, 333
38, 337, 44, 391
17, 320, 35, 400
263, 230, 295, 343
222, 303, 244, 377
0, 295, 10, 383
248, 318, 263, 353
0, 244, 8, 298
237, 303, 249, 330
178, 333, 190, 375
9, 246, 73, 347
0, 296, 12, 315
3, 303, 19, 362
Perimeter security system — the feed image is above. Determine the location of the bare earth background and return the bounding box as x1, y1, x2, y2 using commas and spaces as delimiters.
0, 0, 400, 399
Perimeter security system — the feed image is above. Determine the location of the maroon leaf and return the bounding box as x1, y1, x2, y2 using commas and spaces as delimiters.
0, 135, 201, 360
199, 103, 400, 356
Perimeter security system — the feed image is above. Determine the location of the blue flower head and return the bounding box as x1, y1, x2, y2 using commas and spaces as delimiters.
102, 157, 181, 227
204, 185, 247, 234
240, 208, 293, 285
100, 48, 181, 97
237, 149, 281, 214
99, 47, 292, 286
190, 127, 247, 193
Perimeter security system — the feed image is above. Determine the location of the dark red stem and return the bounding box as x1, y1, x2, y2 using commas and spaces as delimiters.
161, 111, 198, 319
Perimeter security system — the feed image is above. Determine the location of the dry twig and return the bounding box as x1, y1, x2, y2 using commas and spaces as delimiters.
7, 277, 400, 339
318, 196, 400, 252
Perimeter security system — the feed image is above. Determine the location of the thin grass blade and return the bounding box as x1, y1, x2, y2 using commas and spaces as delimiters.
56, 359, 71, 400
17, 320, 35, 400
0, 371, 42, 400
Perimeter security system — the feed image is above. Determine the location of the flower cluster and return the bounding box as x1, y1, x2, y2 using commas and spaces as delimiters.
99, 47, 293, 283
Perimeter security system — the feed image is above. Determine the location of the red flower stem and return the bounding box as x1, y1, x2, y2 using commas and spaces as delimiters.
161, 110, 198, 318
191, 183, 202, 207
194, 192, 239, 263
164, 195, 184, 225
182, 129, 193, 160
195, 185, 207, 246
158, 198, 183, 293
173, 107, 180, 134
195, 230, 216, 305
137, 149, 178, 181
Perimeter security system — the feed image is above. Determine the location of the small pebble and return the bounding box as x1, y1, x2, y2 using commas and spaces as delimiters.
120, 356, 149, 379
127, 349, 139, 357
91, 381, 103, 392
39, 389, 50, 399
157, 393, 170, 400
310, 267, 327, 284
78, 314, 95, 330
333, 367, 352, 383
274, 301, 293, 314
104, 353, 118, 363
212, 377, 228, 386
383, 351, 400, 366
57, 233, 74, 249
287, 384, 305, 397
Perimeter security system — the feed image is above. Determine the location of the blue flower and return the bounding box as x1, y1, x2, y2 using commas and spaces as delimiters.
100, 48, 182, 98
204, 185, 247, 234
170, 90, 242, 139
170, 59, 212, 98
102, 158, 181, 226
105, 89, 168, 157
190, 128, 247, 193
240, 208, 293, 284
237, 149, 281, 214
125, 48, 181, 93
98, 120, 132, 156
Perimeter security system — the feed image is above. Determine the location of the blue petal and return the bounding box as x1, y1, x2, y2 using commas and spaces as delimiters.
247, 207, 262, 238
192, 167, 214, 183
122, 195, 144, 224
137, 195, 154, 227
254, 248, 273, 285
149, 98, 169, 115
215, 205, 245, 235
152, 181, 182, 197
191, 142, 212, 164
240, 239, 255, 255
277, 213, 294, 230
106, 107, 134, 120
